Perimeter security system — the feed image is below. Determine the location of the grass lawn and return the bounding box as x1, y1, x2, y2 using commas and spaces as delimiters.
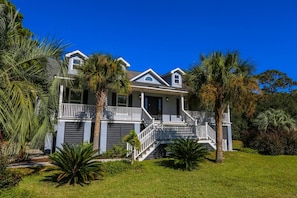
1, 149, 297, 198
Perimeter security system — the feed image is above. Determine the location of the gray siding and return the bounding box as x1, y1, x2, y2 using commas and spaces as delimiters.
107, 123, 134, 150
64, 122, 84, 145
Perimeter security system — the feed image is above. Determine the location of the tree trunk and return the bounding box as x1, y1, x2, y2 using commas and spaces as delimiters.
215, 108, 224, 163
131, 146, 134, 165
92, 89, 106, 152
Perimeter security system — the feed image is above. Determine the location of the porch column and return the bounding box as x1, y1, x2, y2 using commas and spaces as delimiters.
227, 124, 233, 151
181, 95, 184, 110
140, 92, 144, 108
58, 85, 63, 118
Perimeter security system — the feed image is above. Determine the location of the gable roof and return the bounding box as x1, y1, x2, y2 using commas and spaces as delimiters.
162, 67, 186, 77
130, 68, 170, 86
65, 50, 88, 59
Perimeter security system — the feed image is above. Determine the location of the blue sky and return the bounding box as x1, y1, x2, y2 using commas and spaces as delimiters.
11, 0, 297, 80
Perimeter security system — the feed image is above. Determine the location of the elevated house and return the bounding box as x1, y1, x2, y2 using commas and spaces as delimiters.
50, 50, 232, 161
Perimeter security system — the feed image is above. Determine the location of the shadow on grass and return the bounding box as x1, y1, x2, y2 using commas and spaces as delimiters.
154, 159, 180, 170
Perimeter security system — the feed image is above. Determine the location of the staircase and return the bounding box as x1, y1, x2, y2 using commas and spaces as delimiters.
126, 109, 219, 161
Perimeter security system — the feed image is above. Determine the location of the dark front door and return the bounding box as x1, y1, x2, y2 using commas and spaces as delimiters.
145, 96, 162, 120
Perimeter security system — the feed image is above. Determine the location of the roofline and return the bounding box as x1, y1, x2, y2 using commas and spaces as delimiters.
131, 85, 188, 94
130, 68, 170, 86
65, 50, 88, 59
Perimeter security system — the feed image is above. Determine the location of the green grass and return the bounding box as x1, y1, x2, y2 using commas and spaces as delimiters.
2, 151, 297, 198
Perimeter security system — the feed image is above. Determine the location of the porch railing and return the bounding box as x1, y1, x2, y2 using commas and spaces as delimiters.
60, 103, 142, 121
186, 111, 231, 124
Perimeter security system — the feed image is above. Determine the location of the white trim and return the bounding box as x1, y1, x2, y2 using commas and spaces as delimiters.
65, 50, 88, 59
130, 68, 170, 86
170, 67, 185, 75
132, 85, 188, 94
117, 57, 130, 67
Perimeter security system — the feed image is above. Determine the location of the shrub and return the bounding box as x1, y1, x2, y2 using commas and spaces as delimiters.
0, 150, 21, 189
100, 144, 127, 159
104, 160, 134, 176
166, 138, 208, 171
49, 143, 104, 186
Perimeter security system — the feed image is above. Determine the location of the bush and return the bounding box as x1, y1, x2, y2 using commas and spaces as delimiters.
166, 138, 208, 171
49, 143, 104, 186
100, 144, 127, 159
0, 151, 21, 189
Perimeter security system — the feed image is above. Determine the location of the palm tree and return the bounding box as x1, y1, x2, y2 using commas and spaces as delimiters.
187, 51, 260, 163
0, 2, 65, 158
253, 108, 296, 132
79, 54, 131, 152
123, 130, 141, 165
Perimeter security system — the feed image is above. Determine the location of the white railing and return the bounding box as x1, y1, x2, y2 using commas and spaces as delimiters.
141, 107, 154, 126
103, 106, 141, 120
128, 122, 157, 160
181, 109, 196, 126
60, 103, 142, 120
61, 103, 96, 118
186, 111, 230, 124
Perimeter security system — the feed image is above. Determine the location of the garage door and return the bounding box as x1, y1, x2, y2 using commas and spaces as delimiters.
107, 123, 134, 150
64, 122, 84, 145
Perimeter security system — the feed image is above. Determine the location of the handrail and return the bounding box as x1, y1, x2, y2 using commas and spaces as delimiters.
181, 109, 196, 126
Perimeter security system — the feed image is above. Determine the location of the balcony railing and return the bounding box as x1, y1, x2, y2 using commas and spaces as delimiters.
60, 103, 142, 121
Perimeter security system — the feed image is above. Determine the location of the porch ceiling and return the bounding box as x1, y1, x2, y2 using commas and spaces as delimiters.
132, 84, 188, 95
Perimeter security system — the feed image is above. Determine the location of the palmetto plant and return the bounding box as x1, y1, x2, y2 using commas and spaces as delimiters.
166, 138, 208, 171
123, 130, 141, 165
49, 143, 104, 186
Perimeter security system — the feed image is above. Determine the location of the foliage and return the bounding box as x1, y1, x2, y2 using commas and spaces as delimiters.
256, 69, 297, 93
243, 109, 297, 155
100, 144, 127, 158
0, 149, 22, 189
187, 50, 260, 163
123, 130, 141, 165
49, 143, 104, 186
166, 138, 208, 171
0, 1, 65, 158
78, 54, 131, 151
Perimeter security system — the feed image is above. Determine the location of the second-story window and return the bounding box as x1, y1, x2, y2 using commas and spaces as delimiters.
69, 89, 83, 103
145, 76, 153, 81
72, 58, 82, 70
117, 95, 127, 106
174, 75, 180, 84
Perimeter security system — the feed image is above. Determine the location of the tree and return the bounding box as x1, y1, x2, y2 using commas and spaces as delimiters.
79, 54, 130, 152
256, 69, 297, 93
187, 51, 260, 163
0, 1, 64, 158
123, 130, 141, 165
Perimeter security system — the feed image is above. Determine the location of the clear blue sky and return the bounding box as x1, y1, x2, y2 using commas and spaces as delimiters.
10, 0, 297, 80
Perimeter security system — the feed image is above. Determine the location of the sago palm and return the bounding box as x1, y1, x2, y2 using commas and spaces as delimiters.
166, 138, 208, 171
49, 143, 104, 186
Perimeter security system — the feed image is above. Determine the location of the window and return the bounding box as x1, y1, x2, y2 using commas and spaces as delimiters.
117, 95, 127, 106
69, 89, 83, 103
145, 76, 153, 81
174, 75, 180, 83
72, 58, 82, 70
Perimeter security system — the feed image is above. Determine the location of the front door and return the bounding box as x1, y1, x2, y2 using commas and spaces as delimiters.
145, 96, 162, 120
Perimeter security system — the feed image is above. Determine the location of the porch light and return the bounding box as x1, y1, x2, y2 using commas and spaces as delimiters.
166, 97, 169, 101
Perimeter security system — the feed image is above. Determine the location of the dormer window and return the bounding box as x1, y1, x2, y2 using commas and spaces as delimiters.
145, 76, 153, 81
72, 58, 82, 70
174, 75, 180, 84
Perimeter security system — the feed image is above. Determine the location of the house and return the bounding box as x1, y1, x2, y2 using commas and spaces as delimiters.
49, 50, 233, 161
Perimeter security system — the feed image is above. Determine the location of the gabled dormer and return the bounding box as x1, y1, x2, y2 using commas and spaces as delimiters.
65, 50, 88, 75
163, 68, 185, 88
117, 57, 130, 72
130, 68, 170, 86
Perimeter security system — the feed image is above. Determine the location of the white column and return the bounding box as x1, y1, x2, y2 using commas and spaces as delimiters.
141, 92, 144, 108
58, 85, 63, 118
181, 95, 184, 110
